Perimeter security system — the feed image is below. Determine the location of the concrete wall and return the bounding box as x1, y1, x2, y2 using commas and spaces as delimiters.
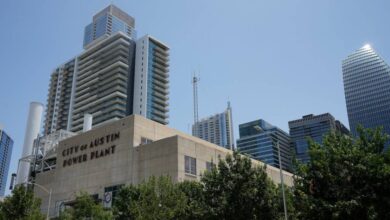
34, 115, 293, 217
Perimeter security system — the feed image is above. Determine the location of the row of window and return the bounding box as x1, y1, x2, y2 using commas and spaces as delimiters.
184, 155, 214, 176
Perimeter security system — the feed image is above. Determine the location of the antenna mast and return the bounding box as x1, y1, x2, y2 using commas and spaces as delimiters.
192, 74, 200, 129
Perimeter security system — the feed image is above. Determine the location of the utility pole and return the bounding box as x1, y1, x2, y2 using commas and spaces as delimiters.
277, 140, 288, 220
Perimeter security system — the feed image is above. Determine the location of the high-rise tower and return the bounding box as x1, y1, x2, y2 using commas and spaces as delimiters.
288, 113, 349, 163
342, 45, 390, 144
192, 102, 234, 150
44, 59, 76, 135
237, 119, 292, 171
44, 5, 169, 134
83, 5, 136, 49
133, 35, 170, 125
0, 127, 13, 196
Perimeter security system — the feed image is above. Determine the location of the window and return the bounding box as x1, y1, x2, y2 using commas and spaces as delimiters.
104, 184, 123, 208
185, 156, 196, 175
140, 137, 153, 145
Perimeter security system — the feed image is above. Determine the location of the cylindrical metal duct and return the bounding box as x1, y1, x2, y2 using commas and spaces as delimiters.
16, 102, 43, 185
83, 114, 93, 132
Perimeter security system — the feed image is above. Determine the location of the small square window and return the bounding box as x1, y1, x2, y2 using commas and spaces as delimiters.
140, 137, 153, 145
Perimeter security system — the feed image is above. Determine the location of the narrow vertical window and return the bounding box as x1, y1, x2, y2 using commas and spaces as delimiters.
185, 156, 196, 175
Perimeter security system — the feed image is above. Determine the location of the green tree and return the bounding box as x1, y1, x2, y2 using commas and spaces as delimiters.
113, 184, 139, 220
0, 185, 44, 220
201, 151, 279, 220
114, 176, 187, 220
276, 184, 297, 220
294, 127, 390, 220
177, 180, 206, 219
59, 192, 112, 220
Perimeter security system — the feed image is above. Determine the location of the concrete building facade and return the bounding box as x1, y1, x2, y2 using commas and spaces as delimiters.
34, 115, 293, 218
192, 102, 234, 150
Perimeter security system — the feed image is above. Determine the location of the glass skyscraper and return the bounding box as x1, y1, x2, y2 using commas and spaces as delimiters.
343, 45, 390, 145
83, 5, 136, 48
237, 119, 291, 171
288, 113, 349, 164
0, 128, 13, 197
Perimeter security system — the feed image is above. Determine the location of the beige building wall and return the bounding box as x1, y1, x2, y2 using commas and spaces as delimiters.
34, 115, 293, 218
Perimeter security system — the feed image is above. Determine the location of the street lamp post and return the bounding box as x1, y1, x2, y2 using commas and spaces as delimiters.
277, 140, 288, 220
25, 182, 52, 220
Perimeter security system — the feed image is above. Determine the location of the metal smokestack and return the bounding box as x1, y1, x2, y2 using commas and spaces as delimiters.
83, 114, 93, 132
16, 102, 43, 185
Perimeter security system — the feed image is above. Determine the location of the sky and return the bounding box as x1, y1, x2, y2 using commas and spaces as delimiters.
1, 0, 390, 195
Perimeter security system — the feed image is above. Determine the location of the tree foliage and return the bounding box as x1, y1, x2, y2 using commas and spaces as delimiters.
201, 151, 280, 220
293, 127, 390, 219
113, 152, 284, 220
0, 185, 44, 220
114, 176, 187, 220
176, 180, 207, 219
58, 192, 112, 220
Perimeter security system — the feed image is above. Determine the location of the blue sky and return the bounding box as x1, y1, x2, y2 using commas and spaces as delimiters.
1, 0, 390, 194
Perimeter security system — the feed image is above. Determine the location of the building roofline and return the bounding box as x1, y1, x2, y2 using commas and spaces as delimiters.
288, 113, 334, 125
139, 34, 169, 49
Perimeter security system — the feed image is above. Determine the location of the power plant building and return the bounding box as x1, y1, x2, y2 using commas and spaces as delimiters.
33, 115, 293, 218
